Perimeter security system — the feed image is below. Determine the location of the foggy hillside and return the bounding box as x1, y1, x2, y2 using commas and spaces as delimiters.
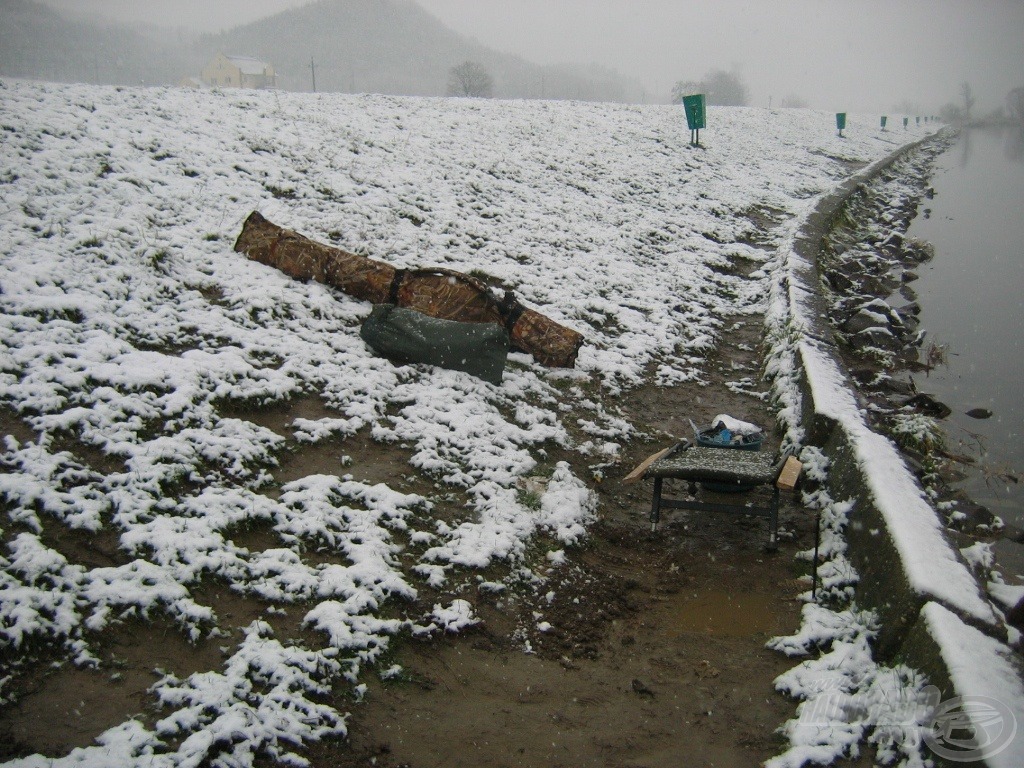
0, 0, 644, 102
0, 0, 195, 86
203, 0, 643, 101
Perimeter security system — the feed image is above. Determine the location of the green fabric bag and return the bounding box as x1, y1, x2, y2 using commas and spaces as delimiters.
360, 304, 509, 384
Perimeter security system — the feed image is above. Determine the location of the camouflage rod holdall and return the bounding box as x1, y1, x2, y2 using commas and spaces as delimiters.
234, 211, 584, 368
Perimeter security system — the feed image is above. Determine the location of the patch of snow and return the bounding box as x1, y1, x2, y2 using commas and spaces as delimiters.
768, 603, 937, 768
546, 550, 567, 566
428, 598, 478, 633
988, 581, 1024, 612
960, 541, 994, 574
538, 461, 597, 545
1, 721, 165, 768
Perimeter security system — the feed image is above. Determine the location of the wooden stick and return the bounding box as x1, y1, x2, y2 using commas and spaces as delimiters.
622, 441, 686, 484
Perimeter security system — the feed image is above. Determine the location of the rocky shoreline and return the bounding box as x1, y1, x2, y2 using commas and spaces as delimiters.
809, 130, 1011, 536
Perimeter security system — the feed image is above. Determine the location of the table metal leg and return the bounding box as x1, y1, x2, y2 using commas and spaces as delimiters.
650, 477, 663, 531
767, 486, 779, 552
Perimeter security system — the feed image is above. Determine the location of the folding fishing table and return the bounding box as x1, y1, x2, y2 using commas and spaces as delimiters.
639, 443, 800, 551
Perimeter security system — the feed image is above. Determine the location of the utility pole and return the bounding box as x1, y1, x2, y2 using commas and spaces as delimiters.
309, 57, 317, 93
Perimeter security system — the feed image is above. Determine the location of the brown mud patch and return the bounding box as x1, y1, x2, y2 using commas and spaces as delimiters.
301, 307, 818, 767
311, 511, 811, 768
0, 300, 816, 766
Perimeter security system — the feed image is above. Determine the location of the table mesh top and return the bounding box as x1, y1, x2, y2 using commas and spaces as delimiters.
646, 447, 776, 484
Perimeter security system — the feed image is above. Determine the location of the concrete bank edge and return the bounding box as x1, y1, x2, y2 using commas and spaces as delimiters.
902, 602, 1024, 768
778, 133, 1024, 761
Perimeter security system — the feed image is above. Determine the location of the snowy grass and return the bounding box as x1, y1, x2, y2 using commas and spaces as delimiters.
0, 78, 924, 766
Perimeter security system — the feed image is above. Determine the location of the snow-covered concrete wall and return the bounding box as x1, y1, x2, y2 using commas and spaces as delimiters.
775, 136, 1024, 765
901, 603, 1024, 768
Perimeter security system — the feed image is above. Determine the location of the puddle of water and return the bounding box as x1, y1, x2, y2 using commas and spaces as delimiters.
667, 589, 781, 637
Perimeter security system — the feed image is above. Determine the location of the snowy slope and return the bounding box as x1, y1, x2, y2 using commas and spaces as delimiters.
0, 79, 925, 766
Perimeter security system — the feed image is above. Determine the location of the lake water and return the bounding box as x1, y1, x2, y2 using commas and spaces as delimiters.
904, 124, 1024, 528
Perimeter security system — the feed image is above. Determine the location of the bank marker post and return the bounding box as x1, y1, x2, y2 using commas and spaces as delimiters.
903, 116, 909, 129
836, 112, 846, 138
880, 115, 888, 131
682, 93, 706, 147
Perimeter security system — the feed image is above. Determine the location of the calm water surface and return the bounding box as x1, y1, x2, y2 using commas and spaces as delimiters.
904, 125, 1024, 526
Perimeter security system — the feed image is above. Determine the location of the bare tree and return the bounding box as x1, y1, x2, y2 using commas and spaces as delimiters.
670, 80, 702, 104
704, 69, 749, 106
447, 61, 493, 98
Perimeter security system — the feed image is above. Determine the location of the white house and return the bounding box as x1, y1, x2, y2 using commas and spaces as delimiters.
200, 54, 276, 89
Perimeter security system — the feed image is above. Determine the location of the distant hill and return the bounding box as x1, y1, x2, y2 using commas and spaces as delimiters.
0, 0, 194, 86
0, 0, 645, 103
200, 0, 643, 102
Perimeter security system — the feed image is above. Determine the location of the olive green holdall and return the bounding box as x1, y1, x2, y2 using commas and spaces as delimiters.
360, 304, 509, 385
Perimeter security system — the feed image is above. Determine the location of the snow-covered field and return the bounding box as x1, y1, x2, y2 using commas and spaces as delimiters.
0, 79, 927, 766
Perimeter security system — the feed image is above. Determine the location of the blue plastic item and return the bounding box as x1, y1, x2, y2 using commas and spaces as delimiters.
696, 422, 763, 492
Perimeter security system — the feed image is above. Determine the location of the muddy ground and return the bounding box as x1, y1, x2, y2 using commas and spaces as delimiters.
0, 305, 830, 768
294, 315, 819, 768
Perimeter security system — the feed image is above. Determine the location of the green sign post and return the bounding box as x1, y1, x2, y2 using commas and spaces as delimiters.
916, 116, 921, 125
836, 112, 847, 137
903, 116, 909, 129
880, 115, 888, 130
682, 94, 706, 146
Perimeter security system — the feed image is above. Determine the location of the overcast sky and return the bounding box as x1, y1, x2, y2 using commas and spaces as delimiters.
38, 0, 1024, 112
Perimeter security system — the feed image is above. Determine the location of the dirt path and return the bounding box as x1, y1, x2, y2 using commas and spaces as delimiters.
316, 525, 809, 768
305, 313, 818, 768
